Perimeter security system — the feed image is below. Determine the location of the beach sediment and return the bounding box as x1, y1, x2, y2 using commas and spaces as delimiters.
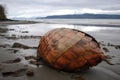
0, 21, 120, 80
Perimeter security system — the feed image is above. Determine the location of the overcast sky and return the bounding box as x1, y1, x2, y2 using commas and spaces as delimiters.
0, 0, 120, 18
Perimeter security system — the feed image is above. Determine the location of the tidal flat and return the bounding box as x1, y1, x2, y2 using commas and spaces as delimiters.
0, 19, 120, 80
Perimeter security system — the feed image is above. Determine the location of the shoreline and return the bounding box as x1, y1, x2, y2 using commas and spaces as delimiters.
0, 19, 39, 25
0, 19, 120, 27
37, 19, 120, 27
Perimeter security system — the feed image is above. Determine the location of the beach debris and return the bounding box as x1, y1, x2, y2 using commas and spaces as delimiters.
0, 45, 5, 48
25, 55, 37, 60
102, 47, 109, 52
13, 50, 19, 53
0, 28, 8, 33
103, 55, 115, 65
4, 35, 41, 40
26, 69, 34, 77
2, 68, 27, 77
100, 41, 120, 50
0, 44, 10, 48
107, 43, 111, 46
71, 75, 85, 80
0, 28, 15, 33
99, 41, 106, 46
105, 55, 112, 59
7, 49, 19, 53
114, 45, 120, 49
37, 28, 105, 72
12, 42, 30, 49
29, 60, 41, 67
104, 59, 114, 65
2, 58, 21, 64
21, 31, 29, 33
29, 60, 37, 64
18, 35, 41, 39
12, 42, 37, 49
25, 56, 42, 67
107, 43, 120, 50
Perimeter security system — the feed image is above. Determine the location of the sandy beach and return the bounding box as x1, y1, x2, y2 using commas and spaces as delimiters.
0, 19, 120, 80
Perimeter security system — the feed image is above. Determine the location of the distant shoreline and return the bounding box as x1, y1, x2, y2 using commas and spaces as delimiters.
39, 13, 120, 19
0, 19, 39, 25
1, 19, 120, 27
36, 19, 120, 27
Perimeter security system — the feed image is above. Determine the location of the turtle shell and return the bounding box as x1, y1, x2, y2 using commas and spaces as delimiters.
37, 28, 104, 72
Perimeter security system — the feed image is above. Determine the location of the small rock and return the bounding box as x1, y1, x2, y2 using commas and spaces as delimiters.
0, 45, 6, 48
13, 50, 19, 53
0, 28, 8, 33
26, 69, 34, 77
25, 56, 36, 60
114, 45, 120, 49
107, 43, 111, 46
12, 42, 30, 49
105, 55, 112, 59
29, 60, 37, 65
29, 60, 41, 67
21, 31, 29, 33
102, 47, 109, 52
2, 58, 21, 63
99, 41, 106, 46
2, 68, 27, 77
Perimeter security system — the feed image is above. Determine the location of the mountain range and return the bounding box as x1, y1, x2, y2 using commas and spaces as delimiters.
38, 13, 120, 19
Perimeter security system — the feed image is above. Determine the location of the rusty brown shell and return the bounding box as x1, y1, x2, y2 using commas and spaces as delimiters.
37, 28, 104, 72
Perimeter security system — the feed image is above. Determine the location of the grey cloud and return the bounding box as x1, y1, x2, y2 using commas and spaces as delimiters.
0, 0, 120, 17
1, 0, 120, 9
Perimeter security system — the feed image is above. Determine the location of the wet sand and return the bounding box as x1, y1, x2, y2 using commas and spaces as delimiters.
0, 21, 120, 80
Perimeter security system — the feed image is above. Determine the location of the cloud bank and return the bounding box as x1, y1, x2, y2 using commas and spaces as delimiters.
0, 0, 120, 18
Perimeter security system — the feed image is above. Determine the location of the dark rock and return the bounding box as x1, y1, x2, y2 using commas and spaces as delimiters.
13, 50, 19, 53
12, 42, 38, 49
29, 60, 37, 65
0, 28, 8, 33
21, 31, 29, 33
0, 45, 6, 48
29, 60, 42, 67
26, 69, 34, 77
12, 42, 31, 49
25, 56, 36, 60
107, 43, 111, 46
114, 45, 120, 49
0, 44, 10, 48
99, 41, 106, 46
4, 35, 42, 39
2, 68, 27, 77
7, 49, 19, 53
105, 55, 113, 59
2, 58, 21, 63
102, 47, 109, 52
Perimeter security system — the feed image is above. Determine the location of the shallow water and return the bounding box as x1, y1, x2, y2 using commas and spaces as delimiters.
3, 22, 120, 43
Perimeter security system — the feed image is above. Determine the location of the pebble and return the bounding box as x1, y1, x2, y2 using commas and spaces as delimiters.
26, 69, 34, 77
